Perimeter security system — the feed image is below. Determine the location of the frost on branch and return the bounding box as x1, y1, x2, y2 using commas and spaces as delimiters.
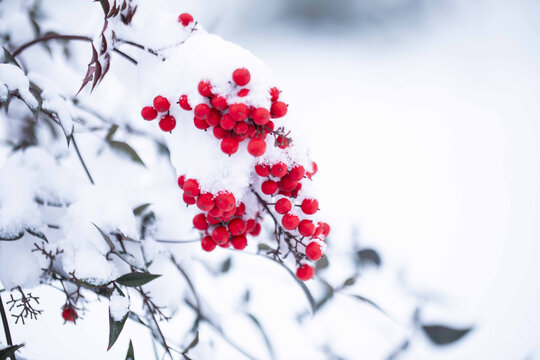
0, 63, 39, 110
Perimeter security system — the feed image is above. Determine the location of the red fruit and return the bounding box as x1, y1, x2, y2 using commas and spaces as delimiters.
219, 241, 230, 248
275, 198, 292, 214
194, 116, 209, 130
196, 193, 214, 211
232, 68, 251, 86
237, 88, 250, 97
221, 208, 236, 222
213, 126, 227, 139
282, 213, 299, 230
211, 95, 228, 111
235, 202, 245, 216
289, 165, 305, 181
313, 223, 323, 237
220, 113, 236, 130
153, 96, 170, 112
183, 194, 196, 205
206, 109, 221, 127
228, 218, 246, 235
296, 264, 315, 281
247, 124, 257, 138
307, 161, 318, 179
62, 306, 77, 322
212, 226, 229, 245
178, 13, 194, 26
298, 220, 315, 237
228, 103, 249, 122
320, 222, 331, 237
276, 135, 290, 149
193, 213, 208, 230
141, 106, 157, 120
271, 162, 288, 178
245, 219, 256, 232
206, 215, 220, 225
265, 120, 275, 132
233, 121, 248, 135
301, 198, 319, 215
279, 190, 292, 197
247, 138, 266, 157
305, 242, 323, 261
261, 180, 278, 195
221, 136, 239, 155
177, 175, 186, 188
270, 101, 288, 118
198, 80, 213, 97
231, 235, 247, 250
201, 235, 216, 252
279, 174, 298, 191
252, 108, 270, 126
249, 223, 261, 236
159, 115, 176, 132
194, 103, 211, 120
183, 179, 200, 197
255, 163, 270, 177
215, 192, 236, 211
178, 94, 192, 110
208, 206, 224, 218
269, 87, 280, 102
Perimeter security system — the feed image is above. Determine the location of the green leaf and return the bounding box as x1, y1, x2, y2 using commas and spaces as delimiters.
128, 312, 150, 329
246, 313, 275, 360
315, 254, 329, 271
257, 243, 273, 252
421, 325, 472, 345
106, 124, 119, 141
109, 141, 146, 167
348, 294, 391, 319
0, 344, 23, 360
220, 257, 232, 273
26, 228, 48, 242
125, 340, 135, 360
0, 232, 24, 241
342, 276, 356, 287
116, 272, 161, 287
132, 203, 151, 216
92, 223, 116, 251
182, 331, 199, 355
108, 311, 128, 350
356, 248, 381, 267
2, 47, 20, 68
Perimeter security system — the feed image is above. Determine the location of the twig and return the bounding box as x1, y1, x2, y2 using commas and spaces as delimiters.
70, 134, 95, 185
0, 294, 15, 360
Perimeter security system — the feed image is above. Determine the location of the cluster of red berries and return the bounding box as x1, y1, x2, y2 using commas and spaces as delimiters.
256, 160, 330, 281
177, 67, 290, 157
177, 175, 262, 252
141, 95, 177, 132
62, 305, 78, 323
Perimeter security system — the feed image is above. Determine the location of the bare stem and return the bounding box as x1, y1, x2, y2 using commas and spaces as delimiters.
70, 134, 95, 185
0, 294, 15, 360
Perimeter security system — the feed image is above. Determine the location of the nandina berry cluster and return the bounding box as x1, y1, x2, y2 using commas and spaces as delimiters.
141, 95, 177, 132
177, 175, 262, 251
255, 160, 330, 280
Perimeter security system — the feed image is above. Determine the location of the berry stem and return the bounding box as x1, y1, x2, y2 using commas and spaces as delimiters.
0, 294, 16, 360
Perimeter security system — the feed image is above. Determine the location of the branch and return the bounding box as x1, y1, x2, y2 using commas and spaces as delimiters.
0, 294, 15, 360
70, 134, 95, 185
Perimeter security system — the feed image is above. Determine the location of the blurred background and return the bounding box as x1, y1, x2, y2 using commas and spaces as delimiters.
2, 0, 540, 359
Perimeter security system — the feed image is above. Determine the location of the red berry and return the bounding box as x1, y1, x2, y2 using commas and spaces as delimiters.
269, 87, 280, 102
193, 213, 208, 230
193, 116, 209, 130
301, 198, 319, 215
211, 95, 228, 111
233, 121, 248, 135
265, 120, 275, 132
255, 163, 270, 177
261, 180, 278, 195
198, 80, 213, 97
206, 215, 220, 225
289, 165, 305, 181
232, 68, 251, 86
205, 109, 220, 127
296, 264, 314, 281
270, 101, 288, 118
201, 235, 216, 252
320, 222, 330, 237
183, 179, 200, 197
298, 220, 315, 237
194, 103, 211, 120
141, 106, 157, 121
221, 136, 239, 155
221, 208, 237, 222
196, 193, 214, 211
276, 135, 290, 149
279, 174, 298, 191
275, 198, 292, 214
177, 175, 186, 188
208, 206, 224, 218
247, 138, 266, 157
183, 193, 196, 205
216, 191, 236, 211
219, 241, 230, 248
212, 226, 229, 245
307, 161, 318, 179
252, 108, 270, 126
247, 124, 257, 138
245, 219, 256, 233
153, 96, 170, 112
178, 13, 194, 26
220, 114, 236, 130
305, 242, 323, 261
228, 218, 246, 235
159, 115, 176, 132
249, 223, 261, 236
231, 235, 247, 250
178, 94, 192, 110
228, 103, 249, 122
213, 126, 227, 139
62, 306, 77, 322
313, 223, 323, 237
271, 162, 288, 178
235, 202, 245, 216
282, 213, 299, 230
237, 88, 250, 97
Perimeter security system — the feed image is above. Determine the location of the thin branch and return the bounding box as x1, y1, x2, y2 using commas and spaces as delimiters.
70, 134, 95, 185
0, 294, 15, 360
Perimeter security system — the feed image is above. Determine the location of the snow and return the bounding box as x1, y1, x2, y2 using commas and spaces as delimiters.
0, 64, 38, 109
109, 289, 129, 321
